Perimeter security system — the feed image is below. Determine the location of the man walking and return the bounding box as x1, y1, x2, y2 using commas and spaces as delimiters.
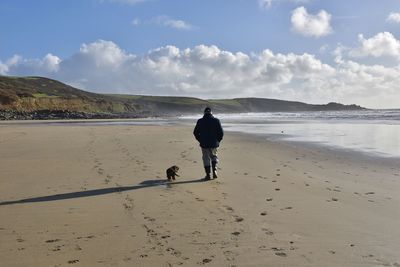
193, 107, 224, 180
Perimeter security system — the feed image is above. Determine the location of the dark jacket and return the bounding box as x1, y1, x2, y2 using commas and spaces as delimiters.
193, 114, 224, 148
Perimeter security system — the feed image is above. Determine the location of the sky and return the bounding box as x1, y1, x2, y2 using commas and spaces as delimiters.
1, 0, 400, 108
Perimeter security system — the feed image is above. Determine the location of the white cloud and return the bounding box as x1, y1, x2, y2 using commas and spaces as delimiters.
2, 54, 60, 76
258, 0, 309, 9
152, 15, 193, 30
41, 54, 61, 72
386, 12, 400, 23
291, 6, 332, 38
2, 40, 400, 108
78, 40, 133, 67
0, 62, 8, 75
349, 32, 400, 60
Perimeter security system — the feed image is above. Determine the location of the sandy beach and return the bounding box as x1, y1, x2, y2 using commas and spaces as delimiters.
0, 122, 399, 267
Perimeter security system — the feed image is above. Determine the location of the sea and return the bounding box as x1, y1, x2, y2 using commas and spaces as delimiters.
180, 110, 400, 158
4, 109, 399, 158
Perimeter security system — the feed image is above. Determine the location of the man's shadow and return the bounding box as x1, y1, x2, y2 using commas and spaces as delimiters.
0, 178, 206, 206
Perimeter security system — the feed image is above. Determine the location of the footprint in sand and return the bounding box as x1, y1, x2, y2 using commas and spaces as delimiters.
201, 258, 212, 264
144, 216, 156, 222
362, 254, 374, 258
124, 195, 134, 211
52, 245, 64, 251
123, 256, 132, 262
46, 239, 61, 243
234, 216, 244, 222
262, 228, 274, 235
223, 250, 237, 261
275, 252, 287, 257
76, 235, 95, 240
217, 218, 226, 224
224, 206, 234, 212
123, 203, 134, 210
192, 231, 202, 236
166, 247, 182, 257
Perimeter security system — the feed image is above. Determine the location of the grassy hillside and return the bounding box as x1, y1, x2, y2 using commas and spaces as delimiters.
107, 94, 209, 114
0, 76, 138, 113
0, 75, 364, 119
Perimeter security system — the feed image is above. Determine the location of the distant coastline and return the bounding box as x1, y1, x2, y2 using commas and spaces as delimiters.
1, 75, 365, 120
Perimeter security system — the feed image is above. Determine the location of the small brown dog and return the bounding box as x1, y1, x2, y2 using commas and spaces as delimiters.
166, 165, 180, 181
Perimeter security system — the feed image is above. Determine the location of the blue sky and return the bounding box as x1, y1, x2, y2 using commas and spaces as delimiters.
1, 0, 400, 108
1, 0, 399, 58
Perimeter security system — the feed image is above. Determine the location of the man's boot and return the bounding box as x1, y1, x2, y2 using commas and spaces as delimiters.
212, 161, 218, 179
204, 166, 211, 180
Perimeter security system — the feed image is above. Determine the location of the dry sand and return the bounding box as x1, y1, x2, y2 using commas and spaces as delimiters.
0, 122, 399, 266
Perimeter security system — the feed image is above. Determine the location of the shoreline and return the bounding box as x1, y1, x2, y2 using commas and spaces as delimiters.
228, 129, 400, 166
1, 118, 399, 162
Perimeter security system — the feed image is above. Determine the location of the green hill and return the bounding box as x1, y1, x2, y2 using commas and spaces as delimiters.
0, 75, 364, 119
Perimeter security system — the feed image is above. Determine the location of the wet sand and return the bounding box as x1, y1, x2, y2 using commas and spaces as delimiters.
0, 123, 399, 266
